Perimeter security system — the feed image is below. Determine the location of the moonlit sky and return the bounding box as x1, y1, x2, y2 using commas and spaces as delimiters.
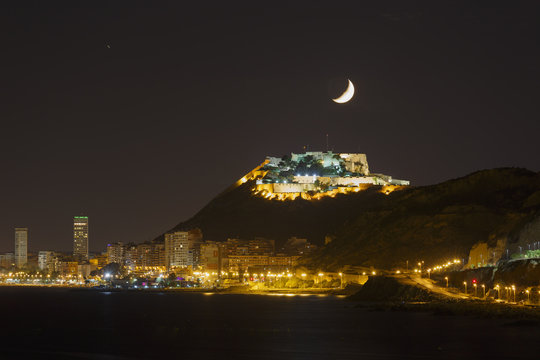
1, 1, 539, 252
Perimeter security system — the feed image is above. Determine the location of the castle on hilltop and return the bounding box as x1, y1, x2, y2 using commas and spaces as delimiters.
243, 151, 409, 200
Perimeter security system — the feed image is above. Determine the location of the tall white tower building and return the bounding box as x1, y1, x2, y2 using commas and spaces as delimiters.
14, 228, 28, 268
73, 216, 89, 260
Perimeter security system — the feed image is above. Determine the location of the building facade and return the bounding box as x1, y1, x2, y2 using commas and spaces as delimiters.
200, 241, 225, 273
164, 229, 203, 269
73, 216, 89, 260
14, 228, 28, 268
38, 251, 55, 272
164, 232, 190, 268
0, 253, 15, 268
107, 242, 125, 265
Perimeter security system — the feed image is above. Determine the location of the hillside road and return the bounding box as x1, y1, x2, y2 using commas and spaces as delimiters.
398, 274, 470, 300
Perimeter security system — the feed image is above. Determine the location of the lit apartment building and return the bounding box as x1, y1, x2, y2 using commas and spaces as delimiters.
38, 251, 55, 272
14, 228, 28, 268
124, 244, 138, 269
164, 232, 189, 268
225, 237, 275, 257
58, 261, 79, 277
228, 255, 269, 272
0, 253, 15, 268
89, 253, 108, 268
164, 229, 203, 269
73, 216, 89, 260
107, 242, 125, 265
249, 238, 275, 255
138, 243, 166, 267
228, 255, 299, 272
200, 241, 226, 272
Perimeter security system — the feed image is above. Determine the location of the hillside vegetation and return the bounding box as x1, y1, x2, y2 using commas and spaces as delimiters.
165, 168, 540, 269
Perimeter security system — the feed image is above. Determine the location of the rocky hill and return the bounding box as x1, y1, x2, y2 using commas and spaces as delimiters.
164, 168, 540, 269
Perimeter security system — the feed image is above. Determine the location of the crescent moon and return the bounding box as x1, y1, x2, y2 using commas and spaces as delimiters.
332, 79, 355, 103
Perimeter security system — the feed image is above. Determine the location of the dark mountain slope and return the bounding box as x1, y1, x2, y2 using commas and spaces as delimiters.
305, 168, 540, 269
168, 178, 391, 245
164, 168, 540, 268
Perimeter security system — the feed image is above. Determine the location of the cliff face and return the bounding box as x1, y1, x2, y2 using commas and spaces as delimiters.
165, 168, 540, 269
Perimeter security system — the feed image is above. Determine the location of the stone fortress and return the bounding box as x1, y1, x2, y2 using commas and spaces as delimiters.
238, 151, 410, 201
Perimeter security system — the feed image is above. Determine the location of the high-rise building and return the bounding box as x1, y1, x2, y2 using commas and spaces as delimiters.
164, 229, 204, 269
73, 216, 89, 260
106, 242, 125, 265
124, 244, 138, 269
14, 228, 28, 268
164, 232, 189, 269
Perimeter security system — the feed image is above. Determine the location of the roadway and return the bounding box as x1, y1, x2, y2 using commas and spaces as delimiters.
397, 274, 470, 300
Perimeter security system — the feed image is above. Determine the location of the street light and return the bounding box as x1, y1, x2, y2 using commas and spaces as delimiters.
463, 281, 467, 294
494, 285, 500, 299
473, 283, 477, 297
525, 289, 530, 303
511, 285, 516, 303
444, 276, 449, 287
339, 272, 343, 289
481, 284, 485, 298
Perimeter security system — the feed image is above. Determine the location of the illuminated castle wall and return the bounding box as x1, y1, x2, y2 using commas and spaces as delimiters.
243, 151, 409, 200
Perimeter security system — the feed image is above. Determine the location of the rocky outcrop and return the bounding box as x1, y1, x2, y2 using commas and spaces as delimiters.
349, 276, 443, 302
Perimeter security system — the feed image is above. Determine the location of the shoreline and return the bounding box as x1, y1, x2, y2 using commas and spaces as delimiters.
3, 283, 540, 320
0, 283, 348, 296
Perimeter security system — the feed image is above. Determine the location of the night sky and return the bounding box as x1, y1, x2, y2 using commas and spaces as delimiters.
1, 1, 539, 253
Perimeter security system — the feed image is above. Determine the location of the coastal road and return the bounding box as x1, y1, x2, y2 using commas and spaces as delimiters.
398, 274, 470, 300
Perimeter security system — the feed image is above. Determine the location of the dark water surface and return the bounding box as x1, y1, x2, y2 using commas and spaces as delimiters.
0, 287, 538, 359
